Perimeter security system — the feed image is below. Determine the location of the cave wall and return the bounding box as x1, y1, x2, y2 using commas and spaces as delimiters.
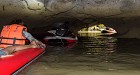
99, 17, 140, 38
0, 0, 140, 38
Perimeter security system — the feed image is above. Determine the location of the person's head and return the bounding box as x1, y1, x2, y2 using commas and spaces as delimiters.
10, 19, 25, 26
106, 27, 110, 30
64, 21, 69, 25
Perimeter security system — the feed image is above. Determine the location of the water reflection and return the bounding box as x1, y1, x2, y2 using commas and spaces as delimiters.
46, 42, 76, 54
46, 39, 76, 48
20, 33, 140, 75
77, 33, 117, 62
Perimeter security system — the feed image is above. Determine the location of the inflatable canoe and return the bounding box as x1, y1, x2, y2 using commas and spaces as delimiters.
44, 30, 78, 44
78, 25, 117, 34
0, 48, 45, 75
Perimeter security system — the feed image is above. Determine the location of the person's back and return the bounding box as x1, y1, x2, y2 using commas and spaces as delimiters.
55, 21, 69, 36
56, 25, 68, 36
0, 19, 27, 48
0, 19, 45, 56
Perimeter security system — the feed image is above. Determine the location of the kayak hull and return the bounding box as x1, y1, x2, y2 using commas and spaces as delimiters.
0, 48, 45, 75
44, 30, 78, 44
44, 36, 77, 43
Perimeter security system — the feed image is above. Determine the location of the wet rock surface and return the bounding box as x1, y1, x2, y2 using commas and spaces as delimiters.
0, 0, 140, 38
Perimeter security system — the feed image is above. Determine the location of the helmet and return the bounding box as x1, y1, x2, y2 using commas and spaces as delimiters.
98, 24, 105, 28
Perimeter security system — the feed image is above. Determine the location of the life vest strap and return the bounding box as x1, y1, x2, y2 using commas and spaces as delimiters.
0, 37, 25, 40
0, 37, 26, 46
0, 43, 23, 45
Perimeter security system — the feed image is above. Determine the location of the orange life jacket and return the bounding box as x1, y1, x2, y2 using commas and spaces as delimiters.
0, 24, 27, 48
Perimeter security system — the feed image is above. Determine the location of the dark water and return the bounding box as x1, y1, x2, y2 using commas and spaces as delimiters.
21, 34, 140, 75
42, 35, 140, 70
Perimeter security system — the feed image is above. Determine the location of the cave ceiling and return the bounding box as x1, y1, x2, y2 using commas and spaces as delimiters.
0, 0, 140, 38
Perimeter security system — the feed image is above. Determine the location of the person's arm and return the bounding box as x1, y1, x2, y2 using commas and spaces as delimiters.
22, 31, 46, 48
0, 49, 7, 56
22, 31, 38, 42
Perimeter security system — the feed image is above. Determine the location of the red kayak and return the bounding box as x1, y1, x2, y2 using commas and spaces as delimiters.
44, 30, 78, 44
0, 48, 45, 75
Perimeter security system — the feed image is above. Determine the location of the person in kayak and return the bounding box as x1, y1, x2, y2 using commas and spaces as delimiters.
55, 21, 70, 36
0, 19, 46, 56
